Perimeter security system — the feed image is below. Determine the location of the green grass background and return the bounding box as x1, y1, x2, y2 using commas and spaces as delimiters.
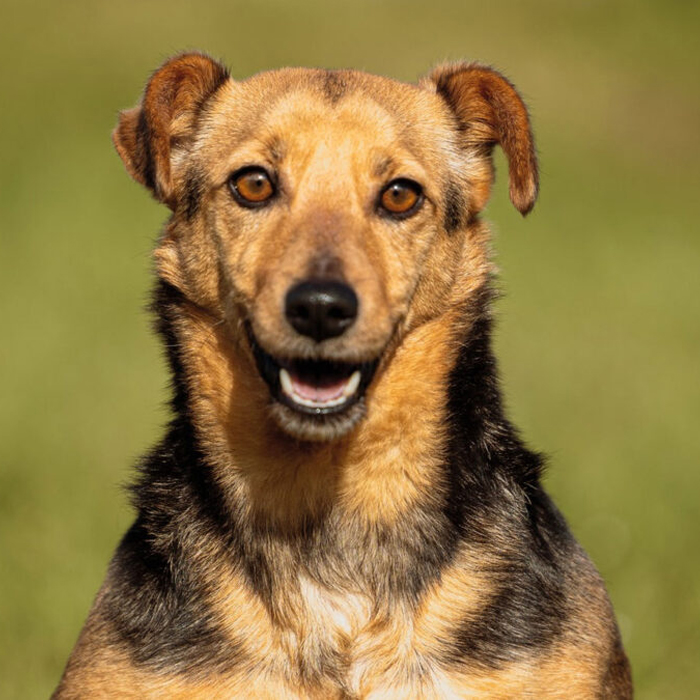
1, 0, 698, 697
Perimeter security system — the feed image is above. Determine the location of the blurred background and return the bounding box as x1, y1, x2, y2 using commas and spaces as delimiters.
1, 0, 698, 697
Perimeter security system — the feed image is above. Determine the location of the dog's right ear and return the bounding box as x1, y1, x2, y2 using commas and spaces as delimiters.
113, 52, 230, 208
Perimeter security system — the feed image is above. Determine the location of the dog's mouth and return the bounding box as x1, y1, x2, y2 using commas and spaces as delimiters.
248, 329, 380, 418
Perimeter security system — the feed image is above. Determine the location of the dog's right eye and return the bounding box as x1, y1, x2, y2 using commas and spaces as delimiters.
229, 167, 275, 207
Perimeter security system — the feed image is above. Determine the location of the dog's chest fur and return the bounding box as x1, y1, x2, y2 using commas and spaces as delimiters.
281, 576, 375, 680
230, 567, 464, 697
218, 490, 462, 690
286, 586, 437, 698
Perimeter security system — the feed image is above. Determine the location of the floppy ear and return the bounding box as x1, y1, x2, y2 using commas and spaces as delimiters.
113, 52, 230, 208
427, 63, 539, 216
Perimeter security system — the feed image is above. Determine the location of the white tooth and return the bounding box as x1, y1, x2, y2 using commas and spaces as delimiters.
343, 370, 361, 397
279, 368, 294, 397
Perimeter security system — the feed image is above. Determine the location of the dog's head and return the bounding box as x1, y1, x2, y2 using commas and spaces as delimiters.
114, 53, 537, 441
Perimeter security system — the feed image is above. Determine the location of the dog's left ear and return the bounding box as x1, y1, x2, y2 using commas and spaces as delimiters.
426, 63, 539, 216
113, 52, 230, 208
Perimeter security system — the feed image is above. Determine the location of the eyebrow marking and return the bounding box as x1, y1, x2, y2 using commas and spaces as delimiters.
372, 155, 394, 179
266, 136, 286, 164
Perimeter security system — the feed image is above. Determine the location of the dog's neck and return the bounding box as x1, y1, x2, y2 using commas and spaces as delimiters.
136, 277, 541, 601
159, 280, 468, 518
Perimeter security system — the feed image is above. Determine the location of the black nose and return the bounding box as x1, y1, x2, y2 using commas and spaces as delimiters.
285, 280, 359, 342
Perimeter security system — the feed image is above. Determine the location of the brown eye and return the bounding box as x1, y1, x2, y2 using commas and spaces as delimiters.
230, 167, 275, 207
379, 179, 423, 217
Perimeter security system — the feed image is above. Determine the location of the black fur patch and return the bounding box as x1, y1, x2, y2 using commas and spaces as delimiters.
444, 182, 466, 233
322, 70, 348, 104
447, 491, 571, 666
136, 109, 156, 194
183, 166, 207, 219
98, 282, 242, 673
102, 519, 241, 674
441, 287, 570, 667
234, 497, 457, 611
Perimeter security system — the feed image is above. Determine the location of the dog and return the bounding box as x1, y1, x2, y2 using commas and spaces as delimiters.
54, 52, 632, 698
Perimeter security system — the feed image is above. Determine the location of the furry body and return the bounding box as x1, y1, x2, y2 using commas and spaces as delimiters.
54, 54, 632, 698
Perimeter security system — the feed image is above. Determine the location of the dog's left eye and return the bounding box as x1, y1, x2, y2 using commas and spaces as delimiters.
379, 179, 423, 217
229, 167, 275, 207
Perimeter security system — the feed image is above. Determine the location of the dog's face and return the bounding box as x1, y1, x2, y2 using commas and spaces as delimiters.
114, 54, 537, 441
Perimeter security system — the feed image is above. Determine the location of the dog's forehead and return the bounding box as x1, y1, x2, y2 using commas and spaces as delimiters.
202, 68, 457, 170
239, 67, 445, 122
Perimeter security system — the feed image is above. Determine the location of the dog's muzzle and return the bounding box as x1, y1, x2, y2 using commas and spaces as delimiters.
248, 328, 379, 418
246, 279, 383, 436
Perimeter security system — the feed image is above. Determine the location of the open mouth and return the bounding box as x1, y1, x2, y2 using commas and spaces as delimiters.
248, 329, 379, 417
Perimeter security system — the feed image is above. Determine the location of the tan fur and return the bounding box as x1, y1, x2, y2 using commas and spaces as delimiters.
54, 54, 631, 698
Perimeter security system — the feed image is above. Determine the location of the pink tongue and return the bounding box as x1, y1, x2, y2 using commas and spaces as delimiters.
290, 373, 348, 402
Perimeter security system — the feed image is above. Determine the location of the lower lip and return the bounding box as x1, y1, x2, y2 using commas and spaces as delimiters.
279, 368, 361, 409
